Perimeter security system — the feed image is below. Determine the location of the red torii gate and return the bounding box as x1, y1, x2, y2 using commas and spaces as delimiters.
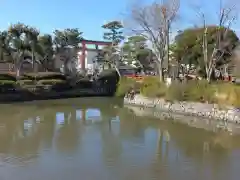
79, 39, 112, 70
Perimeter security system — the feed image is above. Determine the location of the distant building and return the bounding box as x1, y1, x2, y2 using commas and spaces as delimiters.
54, 47, 100, 74
77, 50, 98, 70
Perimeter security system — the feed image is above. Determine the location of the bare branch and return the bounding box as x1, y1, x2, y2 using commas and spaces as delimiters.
125, 0, 180, 80
193, 0, 239, 81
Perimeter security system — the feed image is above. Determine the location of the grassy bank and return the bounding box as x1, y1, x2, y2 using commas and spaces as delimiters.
116, 76, 240, 107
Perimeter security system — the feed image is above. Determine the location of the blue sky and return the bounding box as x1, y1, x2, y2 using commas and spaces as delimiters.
0, 0, 128, 40
0, 0, 239, 41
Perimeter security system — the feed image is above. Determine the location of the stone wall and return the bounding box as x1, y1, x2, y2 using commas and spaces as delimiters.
124, 94, 240, 124
125, 105, 240, 134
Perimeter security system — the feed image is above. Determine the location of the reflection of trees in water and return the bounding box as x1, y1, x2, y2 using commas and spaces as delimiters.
152, 120, 234, 178
101, 131, 122, 167
149, 128, 170, 179
119, 112, 172, 178
54, 111, 80, 153
206, 132, 238, 178
0, 116, 23, 153
119, 107, 239, 178
0, 105, 39, 155
0, 106, 69, 160
100, 113, 122, 168
167, 123, 230, 158
152, 123, 234, 178
121, 107, 232, 157
157, 130, 170, 163
0, 117, 42, 160
0, 98, 121, 164
38, 115, 55, 149
119, 116, 145, 142
10, 120, 41, 158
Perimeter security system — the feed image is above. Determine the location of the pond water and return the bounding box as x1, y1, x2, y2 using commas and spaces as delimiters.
0, 97, 240, 180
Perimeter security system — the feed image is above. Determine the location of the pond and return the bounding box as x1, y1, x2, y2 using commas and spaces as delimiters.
0, 97, 239, 180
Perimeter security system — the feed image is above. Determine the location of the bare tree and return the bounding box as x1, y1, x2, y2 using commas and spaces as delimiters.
195, 0, 238, 81
126, 0, 180, 81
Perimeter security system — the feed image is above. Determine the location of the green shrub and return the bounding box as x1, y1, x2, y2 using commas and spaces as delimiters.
0, 80, 16, 92
37, 79, 66, 85
186, 80, 215, 102
165, 81, 186, 102
0, 80, 16, 85
232, 86, 240, 107
97, 69, 119, 81
140, 76, 166, 98
0, 73, 16, 81
165, 80, 215, 103
24, 72, 66, 80
42, 79, 71, 91
214, 82, 240, 107
136, 77, 240, 107
18, 76, 31, 80
76, 78, 92, 88
16, 80, 34, 85
115, 77, 140, 97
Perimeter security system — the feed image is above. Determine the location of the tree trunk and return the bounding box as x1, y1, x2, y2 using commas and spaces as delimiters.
158, 63, 163, 82
206, 72, 211, 82
177, 61, 180, 78
64, 59, 68, 75
206, 67, 213, 82
115, 66, 121, 78
0, 48, 3, 61
16, 68, 20, 77
156, 53, 164, 81
32, 51, 37, 73
16, 51, 24, 79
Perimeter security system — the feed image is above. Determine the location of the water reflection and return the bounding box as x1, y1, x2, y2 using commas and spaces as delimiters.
0, 98, 239, 180
76, 109, 82, 120
86, 108, 101, 121
54, 112, 79, 153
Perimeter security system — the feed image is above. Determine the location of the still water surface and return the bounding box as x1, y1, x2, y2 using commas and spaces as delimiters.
0, 97, 240, 180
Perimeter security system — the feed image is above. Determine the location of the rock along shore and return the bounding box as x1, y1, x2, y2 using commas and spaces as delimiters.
124, 94, 240, 125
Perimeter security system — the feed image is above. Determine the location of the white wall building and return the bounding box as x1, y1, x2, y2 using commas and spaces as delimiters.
54, 47, 99, 74
77, 50, 96, 69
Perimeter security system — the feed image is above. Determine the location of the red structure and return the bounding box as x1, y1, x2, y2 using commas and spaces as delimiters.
79, 39, 112, 70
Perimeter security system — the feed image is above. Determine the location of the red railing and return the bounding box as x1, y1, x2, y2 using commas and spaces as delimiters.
124, 74, 156, 82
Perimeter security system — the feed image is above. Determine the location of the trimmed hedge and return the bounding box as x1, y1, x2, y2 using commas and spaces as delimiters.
0, 73, 17, 81
97, 69, 119, 80
18, 76, 32, 80
76, 78, 93, 88
16, 80, 34, 85
23, 72, 67, 80
36, 79, 71, 91
0, 80, 16, 85
0, 80, 16, 93
37, 79, 66, 85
